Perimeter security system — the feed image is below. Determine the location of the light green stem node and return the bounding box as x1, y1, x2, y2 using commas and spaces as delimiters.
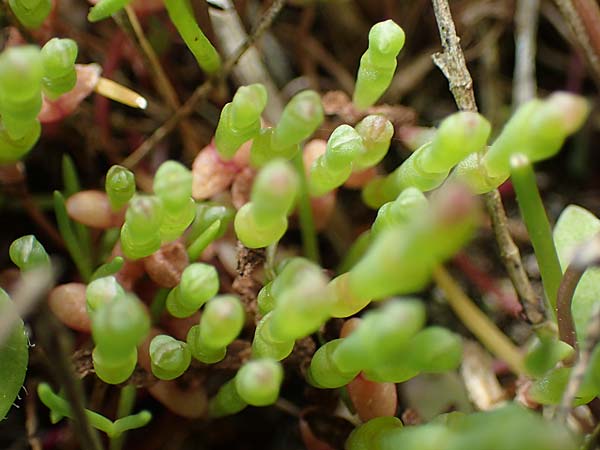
153, 161, 195, 242
353, 115, 394, 171
149, 335, 191, 380
166, 263, 219, 318
250, 128, 300, 167
215, 84, 268, 159
120, 195, 163, 260
186, 295, 244, 363
0, 45, 43, 141
0, 120, 41, 163
257, 257, 318, 314
153, 161, 192, 210
9, 0, 52, 29
271, 90, 324, 150
250, 90, 323, 166
86, 275, 125, 314
106, 165, 135, 211
371, 187, 428, 237
235, 359, 283, 406
234, 159, 299, 248
9, 234, 50, 271
308, 124, 365, 196
267, 260, 332, 342
251, 312, 295, 360
91, 293, 149, 384
353, 20, 405, 110
164, 0, 222, 74
40, 38, 78, 100
307, 339, 359, 388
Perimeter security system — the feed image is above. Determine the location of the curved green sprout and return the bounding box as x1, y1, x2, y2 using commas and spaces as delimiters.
120, 195, 163, 260
166, 263, 219, 318
153, 161, 195, 242
250, 90, 323, 167
106, 165, 135, 211
91, 294, 149, 384
353, 20, 405, 109
38, 383, 152, 438
363, 111, 490, 208
164, 0, 222, 74
149, 335, 191, 380
234, 159, 299, 248
8, 0, 52, 29
91, 256, 125, 281
87, 0, 131, 22
215, 84, 268, 160
187, 295, 245, 363
0, 46, 43, 142
209, 359, 283, 417
0, 288, 28, 420
40, 38, 78, 100
9, 235, 50, 271
186, 202, 234, 260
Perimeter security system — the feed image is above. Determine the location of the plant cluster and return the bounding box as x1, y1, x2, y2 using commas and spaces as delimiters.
0, 2, 598, 450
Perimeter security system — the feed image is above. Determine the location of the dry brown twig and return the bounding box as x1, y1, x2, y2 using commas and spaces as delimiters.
431, 0, 545, 325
